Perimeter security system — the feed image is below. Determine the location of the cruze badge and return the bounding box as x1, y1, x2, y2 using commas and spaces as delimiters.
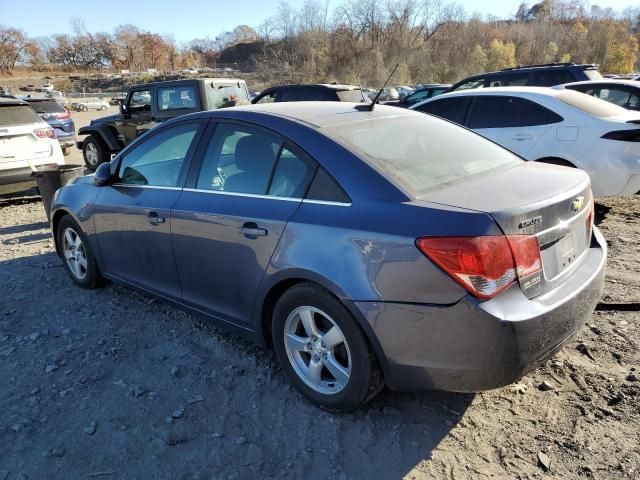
570, 196, 584, 213
519, 215, 542, 229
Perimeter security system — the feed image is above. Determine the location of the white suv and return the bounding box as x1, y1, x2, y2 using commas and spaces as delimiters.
0, 97, 65, 192
411, 87, 640, 196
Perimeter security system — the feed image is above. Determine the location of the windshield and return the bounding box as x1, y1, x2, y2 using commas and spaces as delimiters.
0, 105, 42, 126
325, 113, 521, 197
558, 89, 629, 117
336, 89, 368, 103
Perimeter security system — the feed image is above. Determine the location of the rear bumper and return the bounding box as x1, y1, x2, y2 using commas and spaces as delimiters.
353, 227, 607, 392
0, 167, 36, 186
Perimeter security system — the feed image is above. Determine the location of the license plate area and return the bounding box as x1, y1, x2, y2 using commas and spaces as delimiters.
539, 219, 589, 281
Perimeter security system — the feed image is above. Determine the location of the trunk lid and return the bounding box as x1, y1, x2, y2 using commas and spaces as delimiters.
420, 162, 593, 298
0, 124, 52, 164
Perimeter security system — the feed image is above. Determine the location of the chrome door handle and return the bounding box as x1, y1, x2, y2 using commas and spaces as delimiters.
240, 222, 267, 237
147, 212, 165, 225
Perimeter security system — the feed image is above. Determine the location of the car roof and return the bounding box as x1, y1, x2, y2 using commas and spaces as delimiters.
265, 84, 361, 91
0, 96, 28, 106
199, 101, 416, 128
561, 79, 640, 88
429, 86, 561, 98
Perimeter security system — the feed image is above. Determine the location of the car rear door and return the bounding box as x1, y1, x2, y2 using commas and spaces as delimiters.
464, 95, 551, 157
92, 120, 205, 299
171, 121, 317, 327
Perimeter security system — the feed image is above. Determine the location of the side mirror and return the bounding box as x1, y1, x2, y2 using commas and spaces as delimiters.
399, 93, 406, 100
94, 162, 112, 187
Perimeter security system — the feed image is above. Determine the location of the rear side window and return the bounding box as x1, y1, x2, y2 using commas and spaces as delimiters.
306, 167, 351, 203
557, 89, 630, 117
594, 87, 633, 108
255, 91, 277, 104
27, 100, 65, 114
466, 96, 561, 128
336, 89, 367, 102
158, 85, 197, 111
533, 69, 576, 86
207, 82, 250, 108
451, 78, 485, 91
0, 105, 42, 126
325, 114, 521, 197
414, 97, 469, 125
196, 123, 315, 198
486, 73, 529, 87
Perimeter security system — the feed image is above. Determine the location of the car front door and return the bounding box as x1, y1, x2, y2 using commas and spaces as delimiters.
464, 96, 551, 157
119, 89, 153, 145
171, 121, 317, 327
93, 120, 204, 298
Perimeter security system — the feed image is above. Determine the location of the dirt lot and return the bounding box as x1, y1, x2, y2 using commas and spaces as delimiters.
0, 187, 638, 479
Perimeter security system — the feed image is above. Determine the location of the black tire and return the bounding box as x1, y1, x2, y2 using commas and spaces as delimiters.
62, 147, 71, 157
56, 215, 102, 289
272, 282, 383, 411
82, 135, 110, 171
100, 105, 107, 111
81, 105, 88, 112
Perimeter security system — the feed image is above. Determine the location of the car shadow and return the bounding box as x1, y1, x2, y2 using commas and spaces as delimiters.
0, 221, 49, 236
0, 250, 473, 480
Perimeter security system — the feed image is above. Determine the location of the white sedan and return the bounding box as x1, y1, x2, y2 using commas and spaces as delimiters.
73, 98, 109, 111
411, 87, 640, 196
0, 97, 65, 192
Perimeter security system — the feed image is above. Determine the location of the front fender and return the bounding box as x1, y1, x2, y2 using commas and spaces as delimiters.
50, 179, 101, 260
77, 125, 122, 152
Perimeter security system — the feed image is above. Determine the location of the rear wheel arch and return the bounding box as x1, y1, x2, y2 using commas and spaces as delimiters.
259, 275, 390, 380
534, 157, 577, 168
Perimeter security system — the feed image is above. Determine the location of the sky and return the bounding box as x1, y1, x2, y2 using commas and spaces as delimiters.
2, 0, 638, 43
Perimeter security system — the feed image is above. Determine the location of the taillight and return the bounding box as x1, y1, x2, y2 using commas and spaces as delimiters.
416, 235, 541, 300
601, 129, 640, 142
34, 128, 57, 139
56, 109, 71, 120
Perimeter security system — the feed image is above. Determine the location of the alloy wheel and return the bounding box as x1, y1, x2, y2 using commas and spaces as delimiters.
62, 227, 88, 280
85, 142, 98, 167
283, 306, 352, 395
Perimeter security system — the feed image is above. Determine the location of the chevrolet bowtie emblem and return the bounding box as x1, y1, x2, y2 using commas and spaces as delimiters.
570, 196, 584, 213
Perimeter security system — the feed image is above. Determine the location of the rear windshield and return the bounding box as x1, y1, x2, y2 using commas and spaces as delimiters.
336, 89, 368, 103
0, 105, 42, 127
325, 113, 521, 197
207, 82, 250, 109
27, 100, 65, 114
558, 89, 628, 117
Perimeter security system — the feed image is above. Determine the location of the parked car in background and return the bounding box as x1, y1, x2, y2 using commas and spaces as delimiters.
560, 80, 640, 112
23, 85, 36, 92
252, 84, 369, 104
73, 98, 110, 112
77, 78, 250, 169
0, 97, 65, 192
0, 86, 13, 96
377, 87, 400, 101
46, 90, 67, 105
385, 84, 451, 108
448, 63, 602, 93
51, 102, 605, 411
40, 84, 55, 92
24, 98, 75, 156
395, 86, 414, 98
411, 87, 640, 196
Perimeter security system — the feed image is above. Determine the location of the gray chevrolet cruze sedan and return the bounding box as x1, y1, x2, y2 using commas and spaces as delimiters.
50, 103, 606, 411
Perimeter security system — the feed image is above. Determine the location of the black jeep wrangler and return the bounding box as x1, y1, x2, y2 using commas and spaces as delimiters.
77, 78, 250, 169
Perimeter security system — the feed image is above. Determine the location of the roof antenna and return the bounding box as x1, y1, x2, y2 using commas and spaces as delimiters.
356, 63, 399, 111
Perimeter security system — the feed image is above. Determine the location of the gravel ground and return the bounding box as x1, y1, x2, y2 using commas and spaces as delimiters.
0, 191, 638, 480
